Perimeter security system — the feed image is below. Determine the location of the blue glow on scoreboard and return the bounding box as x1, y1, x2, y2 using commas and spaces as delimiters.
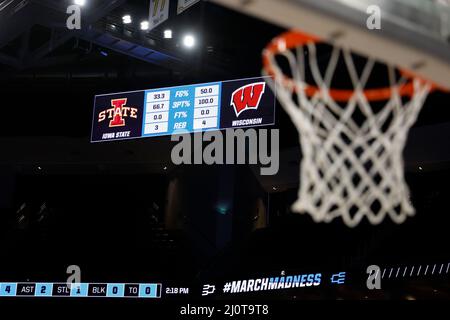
142, 81, 223, 136
91, 77, 275, 142
0, 282, 162, 298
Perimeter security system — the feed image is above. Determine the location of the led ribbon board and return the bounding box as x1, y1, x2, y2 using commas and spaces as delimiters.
91, 77, 275, 142
0, 282, 162, 298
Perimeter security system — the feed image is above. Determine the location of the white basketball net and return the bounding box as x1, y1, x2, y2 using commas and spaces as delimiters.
264, 41, 432, 227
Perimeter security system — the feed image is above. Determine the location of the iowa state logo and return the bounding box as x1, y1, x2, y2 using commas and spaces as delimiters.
230, 82, 266, 117
98, 98, 138, 128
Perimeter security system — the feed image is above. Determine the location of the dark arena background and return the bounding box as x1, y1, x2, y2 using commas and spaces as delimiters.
0, 0, 449, 315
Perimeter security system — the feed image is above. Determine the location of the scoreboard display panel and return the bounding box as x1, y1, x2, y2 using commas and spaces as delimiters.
91, 77, 275, 142
0, 282, 162, 299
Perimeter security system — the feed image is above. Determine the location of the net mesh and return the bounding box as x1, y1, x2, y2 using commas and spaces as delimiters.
264, 40, 431, 227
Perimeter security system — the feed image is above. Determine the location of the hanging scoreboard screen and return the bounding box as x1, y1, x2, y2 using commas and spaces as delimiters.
91, 77, 275, 142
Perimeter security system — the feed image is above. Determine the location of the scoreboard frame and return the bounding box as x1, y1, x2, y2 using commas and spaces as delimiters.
91, 76, 276, 143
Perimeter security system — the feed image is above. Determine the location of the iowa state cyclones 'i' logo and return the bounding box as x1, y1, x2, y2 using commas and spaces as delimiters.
98, 98, 138, 128
230, 82, 266, 117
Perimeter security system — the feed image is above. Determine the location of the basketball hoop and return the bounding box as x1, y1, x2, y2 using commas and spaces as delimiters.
263, 30, 435, 227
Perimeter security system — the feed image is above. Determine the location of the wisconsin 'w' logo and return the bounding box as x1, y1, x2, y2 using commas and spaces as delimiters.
230, 82, 266, 117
